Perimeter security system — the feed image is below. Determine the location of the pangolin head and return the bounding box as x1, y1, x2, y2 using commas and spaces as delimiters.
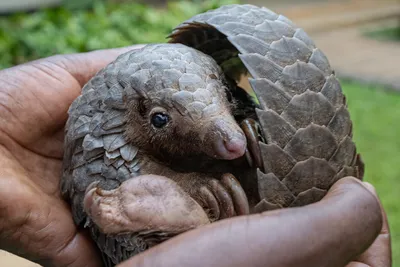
121, 43, 246, 161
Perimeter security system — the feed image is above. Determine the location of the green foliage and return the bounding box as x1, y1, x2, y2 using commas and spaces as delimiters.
62, 0, 96, 10
0, 0, 239, 69
364, 26, 400, 42
341, 81, 400, 266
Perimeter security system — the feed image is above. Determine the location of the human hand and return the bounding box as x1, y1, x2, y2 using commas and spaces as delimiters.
346, 183, 391, 267
117, 177, 388, 267
0, 48, 390, 267
0, 45, 144, 267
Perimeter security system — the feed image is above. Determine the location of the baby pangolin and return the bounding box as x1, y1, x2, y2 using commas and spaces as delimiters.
62, 3, 364, 267
61, 43, 256, 266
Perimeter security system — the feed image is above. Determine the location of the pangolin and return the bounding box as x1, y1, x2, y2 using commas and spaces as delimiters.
61, 4, 364, 267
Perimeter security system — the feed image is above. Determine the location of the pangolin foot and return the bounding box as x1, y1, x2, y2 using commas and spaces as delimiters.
199, 173, 249, 221
83, 175, 210, 235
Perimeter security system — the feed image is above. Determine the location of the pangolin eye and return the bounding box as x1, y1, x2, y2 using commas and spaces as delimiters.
151, 113, 169, 128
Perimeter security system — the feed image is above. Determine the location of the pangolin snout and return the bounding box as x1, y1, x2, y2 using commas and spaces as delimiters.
216, 133, 247, 160
209, 117, 246, 160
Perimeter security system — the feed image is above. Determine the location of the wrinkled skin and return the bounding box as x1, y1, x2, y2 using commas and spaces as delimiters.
83, 173, 250, 236
0, 47, 391, 267
118, 177, 391, 267
84, 175, 211, 235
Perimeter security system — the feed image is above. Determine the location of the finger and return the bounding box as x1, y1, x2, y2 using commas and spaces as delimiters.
220, 173, 250, 216
209, 180, 235, 219
345, 263, 370, 267
41, 44, 146, 87
117, 176, 383, 267
324, 176, 371, 200
0, 179, 102, 267
363, 182, 390, 236
354, 182, 392, 267
44, 229, 103, 267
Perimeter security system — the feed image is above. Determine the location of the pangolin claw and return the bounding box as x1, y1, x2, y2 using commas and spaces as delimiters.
240, 118, 264, 171
220, 173, 250, 216
199, 186, 220, 221
209, 179, 235, 219
199, 173, 250, 221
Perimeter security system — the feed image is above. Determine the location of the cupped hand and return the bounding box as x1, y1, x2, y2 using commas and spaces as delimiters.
118, 177, 390, 267
0, 47, 391, 267
0, 45, 144, 267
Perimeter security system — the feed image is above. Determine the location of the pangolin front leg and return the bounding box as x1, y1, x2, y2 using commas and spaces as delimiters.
83, 172, 250, 237
83, 175, 211, 236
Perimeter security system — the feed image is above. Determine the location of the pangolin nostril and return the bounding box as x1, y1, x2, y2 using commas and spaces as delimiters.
224, 135, 246, 156
211, 131, 247, 160
209, 116, 247, 160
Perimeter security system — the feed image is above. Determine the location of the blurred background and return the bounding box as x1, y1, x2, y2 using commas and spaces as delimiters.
0, 0, 399, 266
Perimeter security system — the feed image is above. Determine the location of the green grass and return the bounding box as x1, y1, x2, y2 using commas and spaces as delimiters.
341, 81, 400, 265
0, 0, 239, 69
364, 25, 400, 42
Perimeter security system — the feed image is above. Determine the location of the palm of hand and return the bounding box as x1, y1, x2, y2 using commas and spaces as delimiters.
0, 47, 141, 267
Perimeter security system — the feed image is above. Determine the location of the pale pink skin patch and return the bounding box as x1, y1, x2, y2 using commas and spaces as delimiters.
83, 175, 210, 235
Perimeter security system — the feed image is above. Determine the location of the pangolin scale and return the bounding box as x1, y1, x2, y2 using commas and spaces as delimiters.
61, 4, 364, 266
169, 4, 364, 211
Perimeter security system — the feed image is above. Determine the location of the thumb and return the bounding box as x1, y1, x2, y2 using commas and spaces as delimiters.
0, 44, 145, 146
353, 182, 392, 267
27, 195, 104, 267
0, 172, 103, 267
40, 44, 146, 87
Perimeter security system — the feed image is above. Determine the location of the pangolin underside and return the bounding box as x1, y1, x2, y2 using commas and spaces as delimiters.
61, 4, 364, 267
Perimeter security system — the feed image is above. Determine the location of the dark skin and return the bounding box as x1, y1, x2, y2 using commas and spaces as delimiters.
0, 45, 391, 267
118, 177, 390, 267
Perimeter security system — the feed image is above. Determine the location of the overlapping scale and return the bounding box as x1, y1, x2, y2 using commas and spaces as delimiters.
169, 3, 363, 213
